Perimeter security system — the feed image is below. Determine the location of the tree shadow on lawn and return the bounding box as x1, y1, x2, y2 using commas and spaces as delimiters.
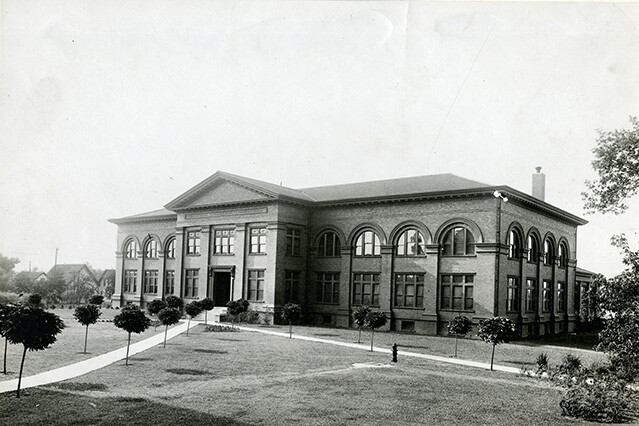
0, 388, 250, 425
193, 349, 228, 354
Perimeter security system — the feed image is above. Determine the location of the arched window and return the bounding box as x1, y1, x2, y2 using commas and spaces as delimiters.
544, 239, 554, 265
354, 230, 381, 256
558, 243, 568, 268
165, 238, 176, 259
125, 240, 137, 259
508, 230, 522, 259
144, 240, 158, 259
442, 226, 475, 256
396, 229, 425, 256
318, 231, 341, 257
527, 234, 539, 263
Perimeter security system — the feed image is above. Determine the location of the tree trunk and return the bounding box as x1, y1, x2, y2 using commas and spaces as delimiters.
3, 337, 7, 374
16, 345, 27, 398
289, 321, 292, 339
125, 332, 131, 366
205, 310, 208, 325
83, 324, 89, 354
186, 317, 191, 336
370, 329, 375, 352
490, 343, 496, 371
164, 325, 168, 348
358, 327, 362, 344
454, 335, 458, 358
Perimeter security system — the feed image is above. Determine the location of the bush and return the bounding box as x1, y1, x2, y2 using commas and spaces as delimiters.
536, 353, 549, 375
558, 354, 582, 376
204, 324, 239, 333
165, 296, 184, 310
89, 295, 104, 305
27, 294, 42, 306
560, 375, 637, 423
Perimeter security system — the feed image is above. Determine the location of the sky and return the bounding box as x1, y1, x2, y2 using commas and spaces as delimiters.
1, 1, 638, 277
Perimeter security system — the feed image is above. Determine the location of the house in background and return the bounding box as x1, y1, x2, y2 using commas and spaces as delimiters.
97, 269, 116, 300
18, 271, 48, 283
109, 168, 588, 337
47, 264, 99, 304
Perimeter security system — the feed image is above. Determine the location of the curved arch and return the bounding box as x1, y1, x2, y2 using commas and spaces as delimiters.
143, 234, 161, 259
506, 222, 525, 259
122, 236, 141, 259
164, 235, 177, 259
389, 220, 433, 245
526, 227, 542, 263
557, 237, 570, 267
347, 223, 387, 246
314, 225, 347, 248
434, 218, 484, 244
163, 234, 177, 250
314, 226, 345, 257
504, 221, 525, 245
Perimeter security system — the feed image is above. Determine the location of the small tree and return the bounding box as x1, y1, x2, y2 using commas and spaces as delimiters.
226, 299, 250, 326
4, 305, 65, 397
447, 316, 473, 358
73, 304, 101, 354
281, 303, 302, 339
147, 299, 168, 330
0, 303, 14, 374
113, 305, 151, 366
198, 298, 215, 325
477, 316, 517, 371
353, 306, 371, 344
27, 294, 42, 307
157, 307, 181, 348
89, 295, 104, 305
365, 311, 387, 352
165, 295, 184, 311
184, 301, 202, 336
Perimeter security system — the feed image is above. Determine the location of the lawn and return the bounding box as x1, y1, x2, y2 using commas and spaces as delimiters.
0, 324, 615, 425
0, 307, 174, 379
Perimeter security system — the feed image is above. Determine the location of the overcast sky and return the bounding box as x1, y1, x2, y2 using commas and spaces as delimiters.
1, 1, 638, 277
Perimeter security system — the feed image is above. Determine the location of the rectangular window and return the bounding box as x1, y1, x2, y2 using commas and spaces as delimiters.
286, 229, 301, 256
557, 282, 566, 312
247, 270, 265, 301
284, 270, 300, 303
507, 277, 519, 312
165, 270, 175, 295
542, 280, 552, 312
124, 270, 137, 293
214, 229, 235, 254
440, 275, 474, 310
352, 273, 380, 306
525, 279, 537, 312
143, 270, 158, 294
185, 269, 199, 298
250, 228, 267, 254
394, 274, 425, 308
187, 231, 200, 255
316, 272, 340, 304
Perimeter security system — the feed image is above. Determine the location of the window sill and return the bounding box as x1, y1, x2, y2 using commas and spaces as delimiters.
440, 255, 477, 258
249, 253, 267, 256
315, 302, 340, 305
393, 306, 424, 310
353, 255, 382, 259
212, 253, 235, 256
395, 255, 427, 259
440, 309, 475, 313
186, 254, 201, 257
352, 304, 380, 308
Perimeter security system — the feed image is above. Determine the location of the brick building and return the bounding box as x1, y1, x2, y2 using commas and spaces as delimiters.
109, 168, 587, 336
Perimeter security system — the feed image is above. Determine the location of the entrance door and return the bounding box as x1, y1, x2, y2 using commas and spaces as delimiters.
212, 271, 232, 306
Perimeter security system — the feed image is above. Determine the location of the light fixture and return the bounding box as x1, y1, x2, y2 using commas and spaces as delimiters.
493, 190, 508, 202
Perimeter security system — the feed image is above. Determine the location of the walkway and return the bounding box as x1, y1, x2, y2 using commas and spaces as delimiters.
0, 320, 195, 394
1, 321, 524, 394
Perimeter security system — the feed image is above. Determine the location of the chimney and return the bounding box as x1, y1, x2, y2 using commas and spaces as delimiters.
532, 166, 545, 201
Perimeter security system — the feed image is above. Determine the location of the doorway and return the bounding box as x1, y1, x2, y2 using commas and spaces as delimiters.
211, 271, 232, 306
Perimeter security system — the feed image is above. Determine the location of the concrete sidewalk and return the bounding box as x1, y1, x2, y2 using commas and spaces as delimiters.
235, 325, 522, 375
0, 320, 196, 394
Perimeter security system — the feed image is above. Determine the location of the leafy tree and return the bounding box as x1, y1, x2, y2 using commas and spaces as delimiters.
582, 116, 639, 214
353, 306, 371, 344
226, 299, 249, 326
27, 294, 42, 307
596, 235, 639, 379
147, 299, 168, 330
0, 255, 19, 292
165, 295, 184, 310
281, 303, 302, 339
12, 272, 37, 295
184, 301, 202, 336
44, 271, 67, 305
477, 317, 517, 371
89, 295, 104, 305
73, 304, 101, 354
198, 297, 215, 325
0, 303, 15, 374
447, 316, 473, 358
113, 305, 151, 366
4, 304, 65, 397
157, 307, 181, 348
364, 311, 387, 352
62, 273, 98, 305
0, 254, 20, 273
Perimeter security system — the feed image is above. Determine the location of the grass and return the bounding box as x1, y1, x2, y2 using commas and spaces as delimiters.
1, 308, 179, 379
0, 324, 614, 425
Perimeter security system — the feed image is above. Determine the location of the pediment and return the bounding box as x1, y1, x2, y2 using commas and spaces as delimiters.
168, 179, 273, 210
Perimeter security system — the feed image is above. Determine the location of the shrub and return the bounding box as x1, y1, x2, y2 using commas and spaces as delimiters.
89, 295, 104, 305
364, 311, 387, 352
27, 294, 42, 307
281, 303, 302, 339
447, 316, 472, 358
147, 299, 168, 316
558, 354, 582, 376
157, 307, 181, 348
536, 353, 549, 375
73, 304, 102, 354
165, 295, 184, 310
204, 324, 239, 333
198, 298, 215, 325
560, 375, 637, 423
226, 299, 250, 325
184, 301, 202, 336
477, 316, 517, 371
113, 305, 151, 366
